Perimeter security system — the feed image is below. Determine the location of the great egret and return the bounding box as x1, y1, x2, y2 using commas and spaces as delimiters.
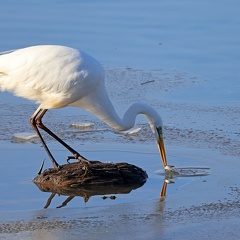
0, 45, 170, 170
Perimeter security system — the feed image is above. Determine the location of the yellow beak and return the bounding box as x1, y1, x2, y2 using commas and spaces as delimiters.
156, 126, 173, 170
157, 136, 168, 168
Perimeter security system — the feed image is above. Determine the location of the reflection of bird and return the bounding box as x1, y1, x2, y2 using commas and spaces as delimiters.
0, 45, 170, 169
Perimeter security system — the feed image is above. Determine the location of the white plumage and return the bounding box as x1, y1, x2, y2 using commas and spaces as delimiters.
0, 45, 103, 109
0, 45, 170, 169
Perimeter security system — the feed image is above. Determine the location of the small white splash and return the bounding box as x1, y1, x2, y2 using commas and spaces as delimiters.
156, 167, 211, 178
122, 127, 141, 135
13, 132, 38, 141
70, 122, 95, 128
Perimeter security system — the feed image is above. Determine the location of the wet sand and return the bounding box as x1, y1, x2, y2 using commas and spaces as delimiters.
0, 197, 239, 240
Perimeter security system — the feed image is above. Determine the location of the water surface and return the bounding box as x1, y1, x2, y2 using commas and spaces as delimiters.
0, 0, 239, 239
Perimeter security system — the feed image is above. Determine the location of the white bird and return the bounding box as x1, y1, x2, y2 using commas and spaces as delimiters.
0, 45, 170, 170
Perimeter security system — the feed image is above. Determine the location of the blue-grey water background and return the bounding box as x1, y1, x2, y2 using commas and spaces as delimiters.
0, 1, 239, 239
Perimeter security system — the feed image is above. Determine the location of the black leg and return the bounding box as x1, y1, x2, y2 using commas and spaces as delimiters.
30, 108, 60, 169
31, 107, 89, 164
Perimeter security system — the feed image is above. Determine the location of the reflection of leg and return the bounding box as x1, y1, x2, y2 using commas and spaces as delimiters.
30, 107, 60, 169
57, 196, 75, 208
36, 109, 89, 163
44, 193, 56, 209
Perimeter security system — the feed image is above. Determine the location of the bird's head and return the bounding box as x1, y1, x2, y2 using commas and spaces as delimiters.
155, 126, 174, 170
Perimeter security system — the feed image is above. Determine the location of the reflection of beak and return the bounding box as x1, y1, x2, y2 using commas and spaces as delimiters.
160, 179, 175, 201
158, 136, 167, 168
160, 180, 167, 198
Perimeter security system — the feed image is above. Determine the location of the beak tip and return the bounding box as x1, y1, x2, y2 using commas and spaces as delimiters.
164, 165, 175, 171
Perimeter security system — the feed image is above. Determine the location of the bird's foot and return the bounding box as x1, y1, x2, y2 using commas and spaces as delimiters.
52, 160, 61, 170
55, 164, 62, 170
66, 153, 90, 165
77, 156, 91, 165
66, 156, 74, 163
50, 157, 61, 170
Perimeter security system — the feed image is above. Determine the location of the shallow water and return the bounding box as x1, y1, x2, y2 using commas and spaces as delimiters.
0, 0, 240, 239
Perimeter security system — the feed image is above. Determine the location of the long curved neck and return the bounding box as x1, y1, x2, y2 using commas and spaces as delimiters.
121, 102, 162, 132
72, 86, 163, 133
87, 96, 162, 133
102, 102, 163, 134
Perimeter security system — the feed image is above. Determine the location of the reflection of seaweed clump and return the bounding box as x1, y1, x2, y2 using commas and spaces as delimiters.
33, 161, 148, 201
